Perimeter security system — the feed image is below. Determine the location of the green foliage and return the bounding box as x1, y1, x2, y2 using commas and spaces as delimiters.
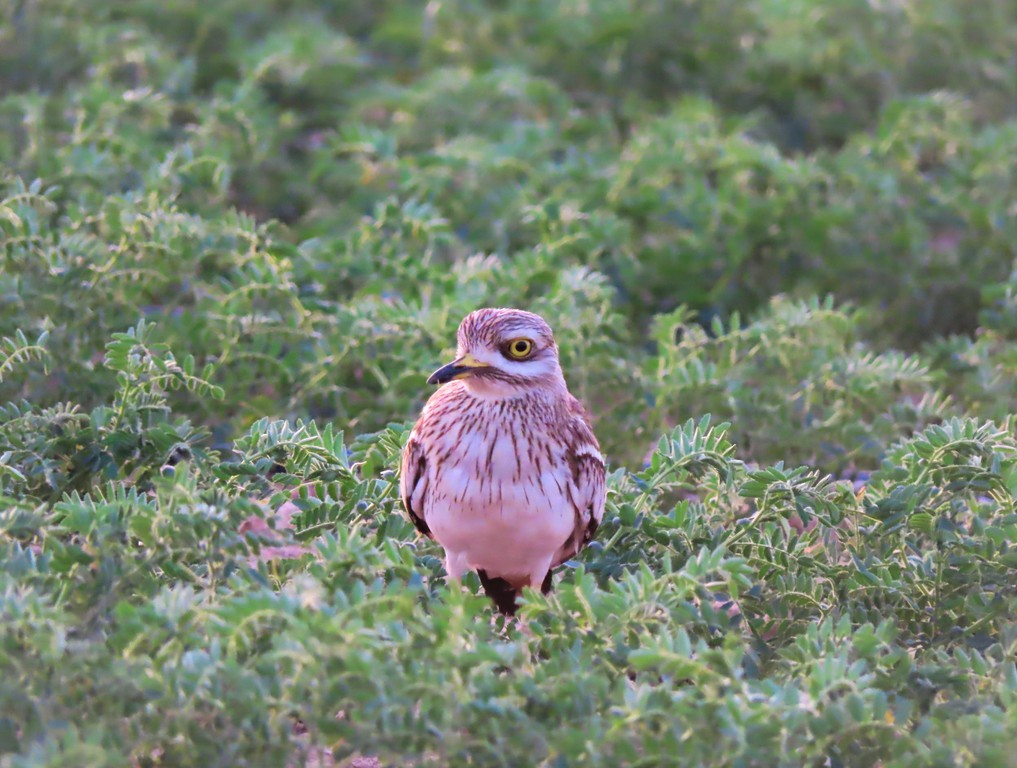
2, 0, 1017, 765
647, 297, 955, 470
0, 330, 49, 384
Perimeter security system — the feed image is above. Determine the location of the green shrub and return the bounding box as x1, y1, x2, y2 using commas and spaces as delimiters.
645, 297, 954, 471
3, 0, 1017, 764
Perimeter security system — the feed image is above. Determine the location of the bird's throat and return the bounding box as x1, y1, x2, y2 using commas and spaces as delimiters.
461, 374, 567, 401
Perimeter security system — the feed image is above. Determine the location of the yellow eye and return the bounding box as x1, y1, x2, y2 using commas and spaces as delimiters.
505, 338, 534, 360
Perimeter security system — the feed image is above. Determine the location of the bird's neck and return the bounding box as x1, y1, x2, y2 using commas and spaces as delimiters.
462, 375, 568, 403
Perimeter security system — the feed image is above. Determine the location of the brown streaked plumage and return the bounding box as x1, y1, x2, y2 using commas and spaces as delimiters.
399, 308, 606, 615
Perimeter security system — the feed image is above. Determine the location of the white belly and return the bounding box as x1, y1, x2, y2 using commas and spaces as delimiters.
424, 429, 574, 586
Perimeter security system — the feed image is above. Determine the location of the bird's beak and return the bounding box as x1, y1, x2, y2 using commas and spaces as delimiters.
427, 353, 489, 385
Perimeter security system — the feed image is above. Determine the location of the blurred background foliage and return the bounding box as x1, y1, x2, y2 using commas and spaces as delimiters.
3, 0, 1017, 765
4, 0, 1017, 467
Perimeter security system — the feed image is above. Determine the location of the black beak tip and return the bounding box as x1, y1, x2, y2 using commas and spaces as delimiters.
427, 362, 469, 386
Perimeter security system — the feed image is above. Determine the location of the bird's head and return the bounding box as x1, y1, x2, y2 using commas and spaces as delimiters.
427, 308, 565, 397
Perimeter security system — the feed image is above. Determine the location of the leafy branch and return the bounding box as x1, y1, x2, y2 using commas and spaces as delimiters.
0, 330, 50, 383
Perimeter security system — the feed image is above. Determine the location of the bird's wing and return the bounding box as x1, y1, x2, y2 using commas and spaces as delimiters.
555, 397, 606, 566
399, 431, 432, 538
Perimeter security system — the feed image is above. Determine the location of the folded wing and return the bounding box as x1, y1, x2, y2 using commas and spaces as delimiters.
554, 397, 607, 566
399, 433, 432, 538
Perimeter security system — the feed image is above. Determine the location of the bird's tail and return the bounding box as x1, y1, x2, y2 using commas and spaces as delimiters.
477, 569, 554, 616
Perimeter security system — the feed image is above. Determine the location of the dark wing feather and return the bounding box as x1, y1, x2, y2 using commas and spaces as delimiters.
554, 397, 606, 567
399, 433, 432, 538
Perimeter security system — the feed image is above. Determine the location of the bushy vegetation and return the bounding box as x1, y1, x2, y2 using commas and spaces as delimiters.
3, 1, 1017, 765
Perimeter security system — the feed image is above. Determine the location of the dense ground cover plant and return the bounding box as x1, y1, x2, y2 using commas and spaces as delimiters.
2, 0, 1017, 765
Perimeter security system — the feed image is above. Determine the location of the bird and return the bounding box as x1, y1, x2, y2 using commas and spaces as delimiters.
399, 307, 606, 616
